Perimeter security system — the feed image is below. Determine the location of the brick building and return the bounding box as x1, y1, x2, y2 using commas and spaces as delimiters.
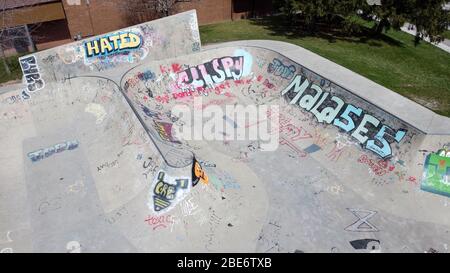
1, 0, 272, 56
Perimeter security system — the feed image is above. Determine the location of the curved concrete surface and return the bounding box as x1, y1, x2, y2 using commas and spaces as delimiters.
1, 11, 450, 253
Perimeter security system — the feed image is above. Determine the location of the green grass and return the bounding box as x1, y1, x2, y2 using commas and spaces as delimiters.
200, 17, 450, 117
443, 30, 450, 40
0, 54, 24, 85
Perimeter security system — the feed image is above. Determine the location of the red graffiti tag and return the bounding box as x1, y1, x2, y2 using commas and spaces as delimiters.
358, 155, 395, 176
144, 215, 174, 230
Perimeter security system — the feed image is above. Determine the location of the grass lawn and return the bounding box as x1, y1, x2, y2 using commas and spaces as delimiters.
0, 54, 24, 85
200, 17, 450, 117
443, 30, 450, 40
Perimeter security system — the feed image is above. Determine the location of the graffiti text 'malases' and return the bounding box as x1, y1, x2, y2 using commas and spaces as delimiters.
282, 75, 407, 159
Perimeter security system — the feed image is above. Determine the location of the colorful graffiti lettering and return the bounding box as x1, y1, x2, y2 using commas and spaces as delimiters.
177, 56, 245, 89
124, 70, 156, 91
268, 58, 296, 80
153, 120, 181, 144
151, 171, 189, 213
192, 158, 209, 187
420, 146, 450, 197
282, 75, 407, 158
19, 55, 44, 94
84, 32, 141, 58
27, 140, 79, 163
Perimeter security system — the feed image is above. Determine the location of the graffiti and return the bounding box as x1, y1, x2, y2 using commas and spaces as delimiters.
279, 123, 312, 142
151, 171, 190, 212
209, 171, 240, 191
282, 75, 407, 158
153, 120, 181, 144
27, 140, 79, 163
38, 197, 62, 215
97, 159, 119, 172
425, 248, 439, 253
199, 160, 216, 167
345, 208, 378, 232
192, 158, 209, 187
141, 105, 162, 119
407, 176, 418, 185
279, 136, 307, 158
124, 70, 156, 91
357, 155, 395, 176
192, 42, 200, 52
263, 79, 275, 89
0, 248, 13, 253
177, 56, 245, 89
255, 57, 266, 69
85, 103, 107, 124
180, 198, 199, 217
164, 148, 192, 168
67, 180, 84, 193
3, 94, 22, 104
326, 184, 344, 195
420, 146, 450, 197
140, 156, 158, 179
66, 241, 82, 253
268, 58, 296, 80
325, 141, 346, 162
19, 55, 44, 95
144, 214, 174, 230
0, 231, 12, 244
84, 32, 141, 58
350, 239, 381, 253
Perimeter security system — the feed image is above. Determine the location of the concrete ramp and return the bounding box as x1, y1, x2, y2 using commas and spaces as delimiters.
1, 11, 450, 253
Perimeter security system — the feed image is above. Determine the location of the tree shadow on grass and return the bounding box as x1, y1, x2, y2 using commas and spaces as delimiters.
249, 15, 405, 48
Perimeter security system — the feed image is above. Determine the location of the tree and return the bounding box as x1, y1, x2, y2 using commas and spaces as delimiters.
274, 0, 366, 31
274, 0, 449, 43
408, 0, 449, 44
359, 0, 449, 43
155, 0, 178, 17
0, 2, 41, 75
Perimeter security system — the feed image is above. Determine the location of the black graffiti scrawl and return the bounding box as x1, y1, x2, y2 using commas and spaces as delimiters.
19, 55, 45, 97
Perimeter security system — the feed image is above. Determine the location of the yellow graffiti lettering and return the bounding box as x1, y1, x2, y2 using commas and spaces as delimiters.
154, 181, 166, 196
109, 35, 120, 49
127, 33, 141, 49
86, 40, 100, 57
85, 32, 141, 58
100, 38, 113, 53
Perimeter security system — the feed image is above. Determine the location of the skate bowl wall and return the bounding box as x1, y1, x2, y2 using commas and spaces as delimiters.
1, 12, 450, 252
17, 10, 200, 100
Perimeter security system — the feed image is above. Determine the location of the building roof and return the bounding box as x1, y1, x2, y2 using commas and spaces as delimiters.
0, 0, 58, 10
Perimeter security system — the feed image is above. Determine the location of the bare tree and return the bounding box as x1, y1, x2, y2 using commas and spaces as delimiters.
0, 1, 42, 75
120, 0, 183, 27
155, 0, 178, 17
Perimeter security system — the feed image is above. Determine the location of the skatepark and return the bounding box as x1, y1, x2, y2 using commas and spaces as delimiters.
1, 10, 450, 253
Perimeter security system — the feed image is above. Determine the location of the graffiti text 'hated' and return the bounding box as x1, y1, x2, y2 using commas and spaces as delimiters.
84, 32, 142, 58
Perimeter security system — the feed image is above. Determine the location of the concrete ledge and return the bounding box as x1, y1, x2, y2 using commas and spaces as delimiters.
204, 40, 450, 135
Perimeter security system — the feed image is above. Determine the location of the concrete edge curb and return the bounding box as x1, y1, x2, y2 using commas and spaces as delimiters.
203, 40, 450, 135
